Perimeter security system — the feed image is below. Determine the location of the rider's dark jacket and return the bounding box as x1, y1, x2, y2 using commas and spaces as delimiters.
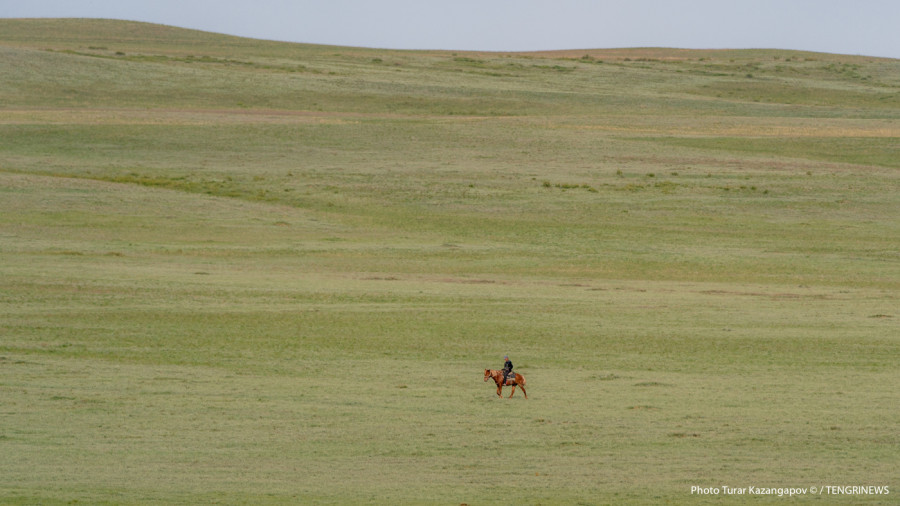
503, 360, 513, 375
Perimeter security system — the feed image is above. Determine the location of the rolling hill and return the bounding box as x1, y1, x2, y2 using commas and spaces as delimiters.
1, 18, 898, 504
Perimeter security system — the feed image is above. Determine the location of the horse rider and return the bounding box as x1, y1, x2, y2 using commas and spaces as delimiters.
502, 355, 513, 385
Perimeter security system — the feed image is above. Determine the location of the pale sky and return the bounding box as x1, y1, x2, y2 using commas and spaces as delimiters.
2, 0, 899, 58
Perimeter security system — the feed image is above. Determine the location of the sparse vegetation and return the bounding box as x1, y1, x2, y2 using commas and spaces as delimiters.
1, 18, 898, 505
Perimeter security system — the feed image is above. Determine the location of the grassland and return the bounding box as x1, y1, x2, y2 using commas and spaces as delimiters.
1, 18, 899, 504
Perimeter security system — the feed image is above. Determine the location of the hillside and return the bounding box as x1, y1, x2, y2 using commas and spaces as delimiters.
1, 19, 899, 505
3, 18, 899, 114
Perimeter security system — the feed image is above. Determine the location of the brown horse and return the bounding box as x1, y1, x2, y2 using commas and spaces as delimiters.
484, 369, 527, 399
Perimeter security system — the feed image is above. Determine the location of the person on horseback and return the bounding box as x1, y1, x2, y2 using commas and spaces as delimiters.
502, 355, 513, 385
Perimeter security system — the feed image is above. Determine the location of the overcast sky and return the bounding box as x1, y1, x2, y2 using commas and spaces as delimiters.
3, 0, 899, 58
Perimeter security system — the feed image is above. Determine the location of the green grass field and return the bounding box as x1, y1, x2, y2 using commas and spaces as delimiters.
2, 19, 899, 504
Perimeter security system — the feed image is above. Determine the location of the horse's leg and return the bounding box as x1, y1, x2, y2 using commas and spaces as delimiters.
520, 385, 527, 399
496, 383, 502, 397
508, 385, 516, 398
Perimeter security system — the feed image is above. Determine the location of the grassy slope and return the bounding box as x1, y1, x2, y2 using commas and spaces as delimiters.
1, 19, 899, 504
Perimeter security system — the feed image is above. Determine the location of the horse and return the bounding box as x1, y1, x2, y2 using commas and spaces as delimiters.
484, 369, 527, 399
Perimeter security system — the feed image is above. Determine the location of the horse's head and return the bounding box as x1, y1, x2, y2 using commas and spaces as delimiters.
484, 369, 491, 381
